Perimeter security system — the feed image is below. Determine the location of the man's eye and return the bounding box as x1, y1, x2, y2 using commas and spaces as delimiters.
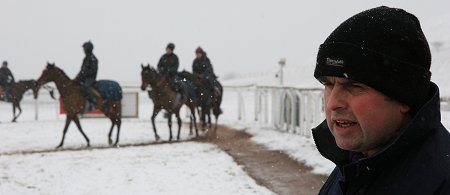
351, 83, 365, 88
347, 83, 368, 94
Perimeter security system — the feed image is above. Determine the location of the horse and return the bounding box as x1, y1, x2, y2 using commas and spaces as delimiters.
178, 70, 213, 131
140, 64, 198, 141
0, 79, 41, 122
180, 71, 223, 136
36, 63, 122, 148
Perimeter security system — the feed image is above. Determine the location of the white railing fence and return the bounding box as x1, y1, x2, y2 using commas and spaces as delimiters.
224, 85, 325, 138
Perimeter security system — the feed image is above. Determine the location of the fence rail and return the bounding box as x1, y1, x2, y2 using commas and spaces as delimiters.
224, 85, 325, 138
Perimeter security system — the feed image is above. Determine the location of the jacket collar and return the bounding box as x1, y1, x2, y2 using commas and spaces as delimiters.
313, 82, 441, 168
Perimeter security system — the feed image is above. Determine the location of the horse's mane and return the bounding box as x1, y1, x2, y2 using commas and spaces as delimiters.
47, 64, 71, 81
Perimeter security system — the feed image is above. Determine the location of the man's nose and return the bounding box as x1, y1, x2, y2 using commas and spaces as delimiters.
325, 86, 347, 111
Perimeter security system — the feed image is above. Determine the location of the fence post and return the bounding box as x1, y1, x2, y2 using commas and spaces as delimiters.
254, 88, 259, 121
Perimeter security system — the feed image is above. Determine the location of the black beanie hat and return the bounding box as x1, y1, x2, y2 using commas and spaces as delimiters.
82, 41, 94, 52
314, 6, 432, 113
167, 43, 175, 50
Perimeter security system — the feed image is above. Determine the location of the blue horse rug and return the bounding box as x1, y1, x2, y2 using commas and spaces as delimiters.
94, 80, 123, 100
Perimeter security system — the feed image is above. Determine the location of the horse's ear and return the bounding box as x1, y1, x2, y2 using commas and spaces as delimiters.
46, 62, 55, 68
141, 64, 144, 69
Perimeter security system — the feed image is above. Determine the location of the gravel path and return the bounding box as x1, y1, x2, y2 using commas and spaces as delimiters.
196, 125, 327, 195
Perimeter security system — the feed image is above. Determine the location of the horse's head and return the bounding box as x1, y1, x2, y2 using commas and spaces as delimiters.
140, 63, 160, 91
36, 62, 57, 88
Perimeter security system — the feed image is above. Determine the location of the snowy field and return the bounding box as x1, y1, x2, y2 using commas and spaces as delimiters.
0, 93, 275, 195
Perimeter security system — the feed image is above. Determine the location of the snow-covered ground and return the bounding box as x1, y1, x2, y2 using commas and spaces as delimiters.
0, 96, 274, 195
0, 142, 272, 195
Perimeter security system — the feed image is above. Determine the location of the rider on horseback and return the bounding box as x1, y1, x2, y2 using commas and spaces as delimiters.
74, 41, 99, 111
0, 61, 15, 101
157, 43, 183, 107
192, 47, 217, 93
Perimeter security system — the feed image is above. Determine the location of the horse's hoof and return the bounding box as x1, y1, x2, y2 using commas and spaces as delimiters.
108, 139, 113, 145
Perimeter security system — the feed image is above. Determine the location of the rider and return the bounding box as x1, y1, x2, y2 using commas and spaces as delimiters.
0, 61, 15, 101
74, 41, 99, 109
192, 47, 217, 92
157, 43, 183, 106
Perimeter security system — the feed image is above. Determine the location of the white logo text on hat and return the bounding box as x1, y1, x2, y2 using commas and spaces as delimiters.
326, 58, 344, 67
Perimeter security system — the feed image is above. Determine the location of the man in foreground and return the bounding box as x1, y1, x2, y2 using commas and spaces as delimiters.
313, 6, 450, 194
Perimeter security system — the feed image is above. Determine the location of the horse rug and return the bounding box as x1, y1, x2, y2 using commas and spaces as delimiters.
94, 80, 122, 100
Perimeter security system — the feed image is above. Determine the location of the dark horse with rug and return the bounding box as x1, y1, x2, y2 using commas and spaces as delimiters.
36, 63, 122, 148
179, 70, 223, 136
140, 64, 199, 141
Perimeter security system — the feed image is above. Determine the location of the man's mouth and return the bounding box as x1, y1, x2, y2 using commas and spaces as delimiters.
335, 120, 356, 127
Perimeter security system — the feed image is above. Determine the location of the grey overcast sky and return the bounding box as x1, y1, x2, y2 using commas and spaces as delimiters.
0, 0, 449, 85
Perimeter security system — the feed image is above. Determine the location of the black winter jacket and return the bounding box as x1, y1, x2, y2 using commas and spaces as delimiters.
313, 82, 450, 195
157, 53, 179, 78
0, 67, 14, 85
74, 53, 98, 84
192, 55, 215, 78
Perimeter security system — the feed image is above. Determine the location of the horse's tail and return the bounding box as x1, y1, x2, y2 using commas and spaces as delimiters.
212, 80, 223, 115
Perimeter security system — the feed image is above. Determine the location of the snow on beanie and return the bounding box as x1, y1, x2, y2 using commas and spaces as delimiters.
314, 6, 432, 113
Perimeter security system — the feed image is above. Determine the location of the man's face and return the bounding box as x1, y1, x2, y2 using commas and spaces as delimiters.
196, 52, 202, 59
166, 48, 173, 54
320, 76, 411, 156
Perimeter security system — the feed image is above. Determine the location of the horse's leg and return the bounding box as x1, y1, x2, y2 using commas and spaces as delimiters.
175, 111, 182, 140
114, 119, 121, 146
200, 107, 206, 131
213, 111, 220, 137
107, 119, 115, 145
72, 116, 90, 147
207, 109, 212, 129
12, 103, 17, 122
190, 106, 199, 137
189, 114, 193, 135
151, 107, 161, 141
11, 102, 20, 122
58, 116, 72, 148
16, 103, 22, 122
167, 112, 173, 141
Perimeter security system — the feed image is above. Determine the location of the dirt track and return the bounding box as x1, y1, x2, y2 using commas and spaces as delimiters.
196, 125, 327, 195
